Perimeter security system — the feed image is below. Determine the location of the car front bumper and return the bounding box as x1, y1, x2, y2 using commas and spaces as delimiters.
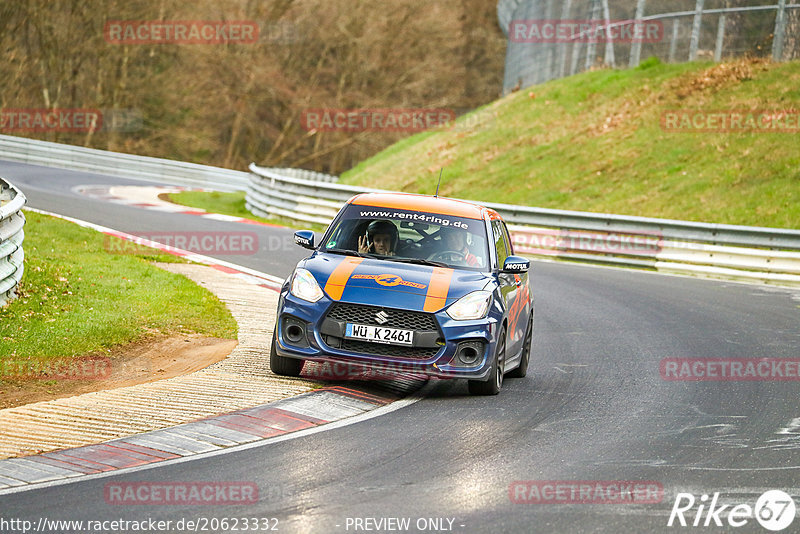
274, 292, 500, 381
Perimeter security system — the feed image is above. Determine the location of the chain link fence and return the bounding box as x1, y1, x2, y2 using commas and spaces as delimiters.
499, 0, 800, 93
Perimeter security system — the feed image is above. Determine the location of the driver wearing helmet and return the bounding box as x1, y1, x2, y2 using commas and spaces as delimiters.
358, 220, 398, 256
439, 227, 479, 266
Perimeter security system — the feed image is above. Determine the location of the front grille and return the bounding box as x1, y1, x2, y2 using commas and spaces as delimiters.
326, 303, 437, 331
339, 339, 440, 359
323, 303, 442, 360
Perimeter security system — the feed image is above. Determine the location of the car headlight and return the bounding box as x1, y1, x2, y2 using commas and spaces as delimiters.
447, 290, 492, 320
290, 268, 323, 302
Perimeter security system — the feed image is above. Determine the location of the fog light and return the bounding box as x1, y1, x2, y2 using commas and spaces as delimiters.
286, 325, 304, 343
455, 341, 485, 366
282, 316, 309, 348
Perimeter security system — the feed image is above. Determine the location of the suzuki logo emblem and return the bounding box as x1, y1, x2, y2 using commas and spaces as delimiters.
375, 311, 390, 325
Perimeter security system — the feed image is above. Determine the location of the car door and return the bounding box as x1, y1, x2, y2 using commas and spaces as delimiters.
503, 220, 531, 357
492, 220, 520, 361
493, 220, 530, 361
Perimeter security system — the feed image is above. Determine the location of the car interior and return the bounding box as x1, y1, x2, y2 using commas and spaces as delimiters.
325, 218, 487, 268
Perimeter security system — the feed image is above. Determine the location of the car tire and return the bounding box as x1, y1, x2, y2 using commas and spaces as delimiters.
270, 331, 303, 377
507, 311, 533, 379
468, 328, 505, 396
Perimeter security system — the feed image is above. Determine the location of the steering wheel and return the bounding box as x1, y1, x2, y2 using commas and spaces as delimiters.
428, 250, 466, 263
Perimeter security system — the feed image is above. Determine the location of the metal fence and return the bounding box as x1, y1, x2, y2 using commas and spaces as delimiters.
0, 134, 249, 192
499, 0, 800, 93
248, 164, 800, 287
0, 178, 26, 307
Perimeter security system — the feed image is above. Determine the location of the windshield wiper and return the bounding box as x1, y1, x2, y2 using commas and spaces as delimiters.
325, 248, 365, 258
386, 257, 449, 268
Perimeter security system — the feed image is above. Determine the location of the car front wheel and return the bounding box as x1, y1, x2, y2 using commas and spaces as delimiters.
507, 311, 533, 379
468, 328, 505, 396
270, 331, 304, 377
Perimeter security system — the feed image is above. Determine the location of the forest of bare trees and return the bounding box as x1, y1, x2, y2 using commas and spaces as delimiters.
2, 1, 795, 174
0, 0, 506, 174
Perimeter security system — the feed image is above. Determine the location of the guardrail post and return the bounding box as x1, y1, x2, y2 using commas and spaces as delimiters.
557, 0, 574, 78
668, 18, 680, 62
714, 13, 726, 62
772, 0, 787, 61
542, 0, 556, 82
689, 0, 705, 61
629, 0, 648, 68
601, 0, 616, 67
585, 0, 601, 70
570, 31, 583, 76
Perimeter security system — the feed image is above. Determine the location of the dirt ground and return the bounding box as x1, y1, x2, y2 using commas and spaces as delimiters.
0, 335, 237, 409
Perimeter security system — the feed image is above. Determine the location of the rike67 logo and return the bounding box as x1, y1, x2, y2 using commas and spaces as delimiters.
668, 490, 796, 531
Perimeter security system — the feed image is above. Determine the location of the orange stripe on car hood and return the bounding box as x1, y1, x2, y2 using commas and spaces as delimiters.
324, 257, 364, 301
423, 267, 454, 312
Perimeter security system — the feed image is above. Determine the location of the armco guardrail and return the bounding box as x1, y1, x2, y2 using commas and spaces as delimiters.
246, 164, 370, 225
261, 167, 339, 183
0, 134, 248, 192
248, 164, 800, 287
0, 178, 26, 307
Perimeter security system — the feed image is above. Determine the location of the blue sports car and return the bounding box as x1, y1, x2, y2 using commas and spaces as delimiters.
271, 192, 534, 395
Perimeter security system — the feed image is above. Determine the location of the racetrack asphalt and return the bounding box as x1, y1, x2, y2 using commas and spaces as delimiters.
1, 160, 799, 533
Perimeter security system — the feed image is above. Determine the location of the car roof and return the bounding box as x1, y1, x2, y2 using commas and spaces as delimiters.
349, 192, 501, 221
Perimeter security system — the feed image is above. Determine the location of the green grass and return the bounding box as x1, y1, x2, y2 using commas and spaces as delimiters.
167, 191, 327, 233
0, 211, 237, 365
167, 191, 267, 222
340, 58, 800, 229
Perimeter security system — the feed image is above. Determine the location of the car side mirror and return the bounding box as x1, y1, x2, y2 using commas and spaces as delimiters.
294, 230, 315, 249
502, 256, 530, 273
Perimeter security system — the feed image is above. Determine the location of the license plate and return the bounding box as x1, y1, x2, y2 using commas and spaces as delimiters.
345, 323, 414, 346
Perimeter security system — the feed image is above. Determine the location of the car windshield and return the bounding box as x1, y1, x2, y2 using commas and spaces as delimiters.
322, 204, 489, 271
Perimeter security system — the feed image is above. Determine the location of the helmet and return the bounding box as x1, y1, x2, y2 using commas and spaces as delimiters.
438, 226, 467, 244
438, 226, 460, 238
367, 220, 398, 250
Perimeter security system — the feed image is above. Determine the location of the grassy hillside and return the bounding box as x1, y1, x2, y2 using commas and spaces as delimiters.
341, 58, 800, 229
